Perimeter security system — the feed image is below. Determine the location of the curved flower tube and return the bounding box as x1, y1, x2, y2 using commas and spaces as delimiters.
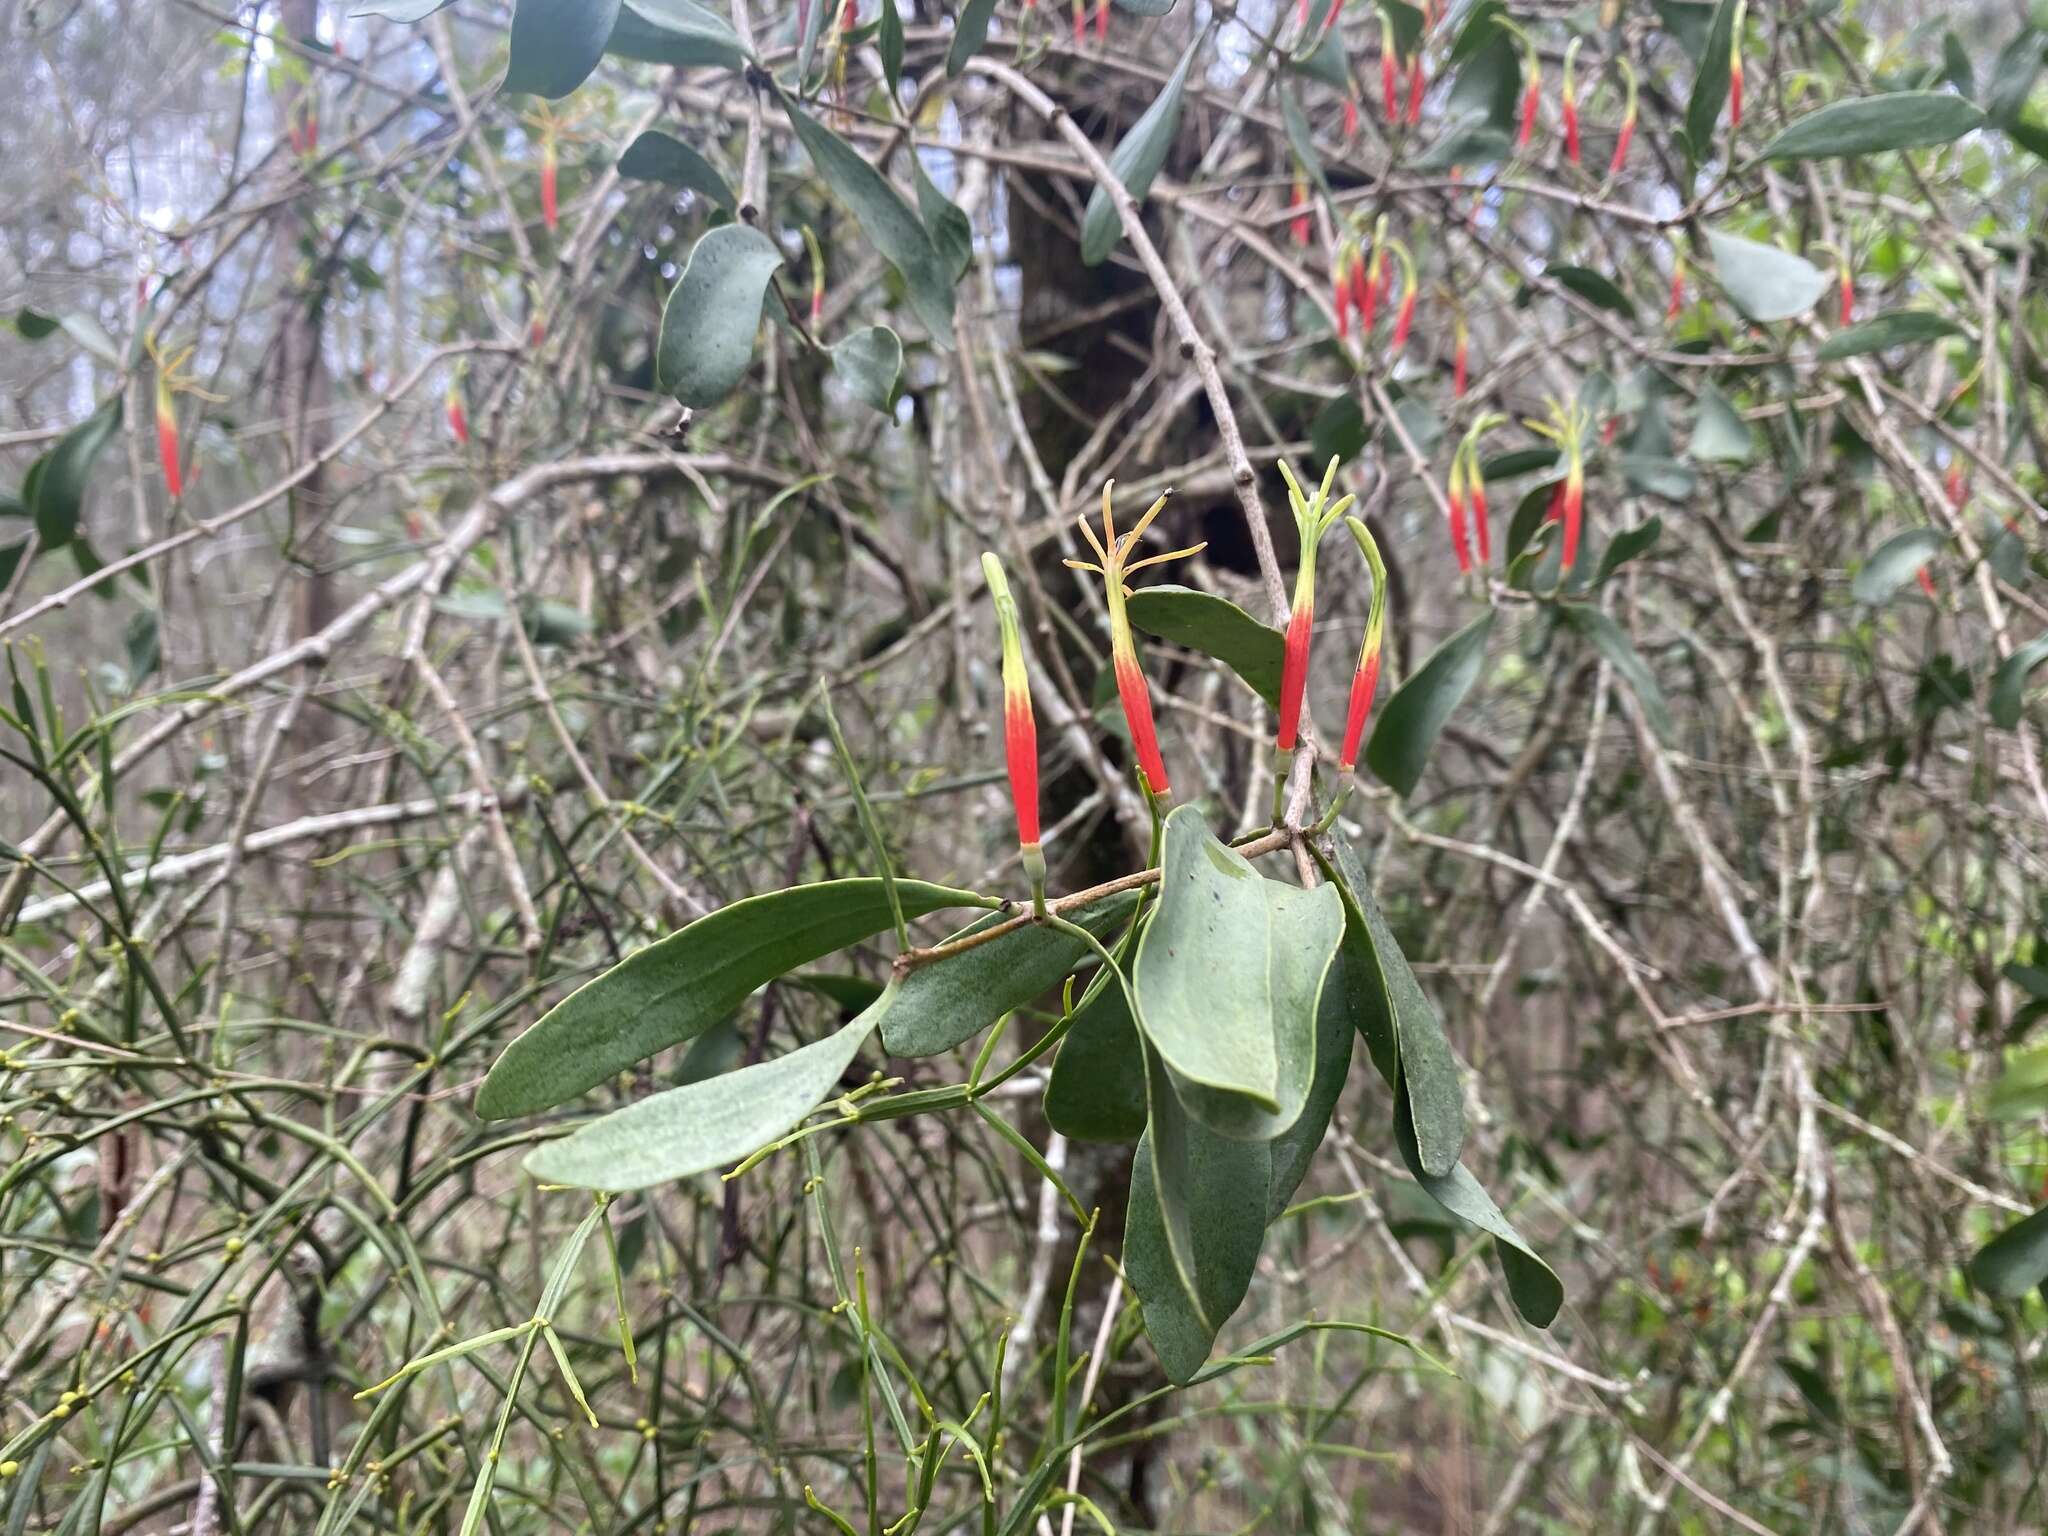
1562, 40, 1582, 165
1337, 516, 1388, 776
1609, 57, 1638, 176
980, 553, 1046, 914
1064, 482, 1206, 800
1273, 456, 1356, 756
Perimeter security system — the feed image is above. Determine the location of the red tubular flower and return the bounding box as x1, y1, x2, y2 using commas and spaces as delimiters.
1289, 178, 1311, 246
1332, 242, 1355, 337
540, 138, 559, 234
1352, 247, 1376, 332
1381, 18, 1400, 122
1387, 240, 1417, 356
1946, 462, 1968, 511
1836, 249, 1855, 327
1322, 0, 1345, 34
1455, 413, 1503, 567
1095, 0, 1109, 41
1273, 457, 1353, 760
1609, 58, 1638, 177
803, 224, 826, 329
1445, 452, 1472, 575
1297, 0, 1309, 25
1337, 517, 1387, 776
1071, 0, 1084, 46
1344, 92, 1360, 139
1453, 315, 1469, 398
1728, 1, 1747, 131
1562, 41, 1581, 165
1407, 55, 1425, 125
1917, 566, 1938, 599
155, 372, 182, 501
1065, 482, 1206, 800
446, 375, 469, 446
1512, 31, 1541, 150
1529, 399, 1590, 572
1666, 254, 1686, 322
981, 553, 1046, 911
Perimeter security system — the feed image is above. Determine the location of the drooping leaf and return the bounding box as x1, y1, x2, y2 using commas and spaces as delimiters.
29, 397, 123, 550
1365, 610, 1494, 797
1967, 1203, 2048, 1299
1125, 1116, 1265, 1385
476, 877, 985, 1119
1990, 633, 2048, 729
1760, 91, 1985, 160
1685, 0, 1741, 162
1124, 584, 1285, 708
914, 160, 974, 280
504, 0, 624, 98
1853, 528, 1947, 605
1815, 310, 1964, 361
1545, 264, 1636, 320
1558, 604, 1675, 745
617, 130, 734, 208
1705, 229, 1829, 323
654, 225, 785, 408
1133, 806, 1280, 1113
830, 326, 904, 415
945, 0, 999, 77
783, 98, 956, 339
1594, 517, 1662, 586
1318, 834, 1464, 1178
880, 891, 1139, 1057
1265, 951, 1356, 1220
1045, 977, 1148, 1142
1080, 38, 1199, 267
1395, 1092, 1563, 1327
1172, 876, 1344, 1142
525, 990, 894, 1189
607, 0, 747, 71
1689, 384, 1753, 466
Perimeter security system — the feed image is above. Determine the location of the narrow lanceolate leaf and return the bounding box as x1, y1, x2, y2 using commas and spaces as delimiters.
1544, 264, 1636, 319
1394, 1092, 1563, 1327
782, 98, 956, 340
1080, 38, 1200, 266
524, 991, 895, 1189
606, 0, 748, 71
29, 397, 123, 549
1365, 610, 1494, 798
1128, 1069, 1271, 1384
1133, 807, 1281, 1114
1279, 86, 1333, 205
830, 326, 903, 415
880, 891, 1139, 1057
1760, 92, 1985, 161
1968, 1203, 2048, 1299
1317, 835, 1464, 1178
654, 225, 785, 407
476, 878, 984, 1119
914, 160, 974, 281
1685, 0, 1741, 159
1853, 528, 1947, 606
1990, 633, 2048, 729
1265, 949, 1356, 1220
1171, 877, 1343, 1142
1814, 310, 1964, 361
1124, 584, 1285, 708
617, 130, 734, 208
946, 0, 999, 77
1557, 605, 1675, 746
1045, 976, 1148, 1142
504, 0, 624, 97
1594, 516, 1661, 587
1705, 230, 1829, 323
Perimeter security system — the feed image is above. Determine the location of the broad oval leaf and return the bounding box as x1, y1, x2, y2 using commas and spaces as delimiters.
606, 0, 747, 70
880, 891, 1139, 1057
617, 130, 734, 208
30, 397, 123, 550
1688, 384, 1753, 467
1287, 30, 1351, 92
525, 990, 893, 1189
1558, 604, 1675, 745
1705, 229, 1829, 323
1080, 39, 1199, 267
1365, 610, 1494, 797
1318, 835, 1464, 1178
1394, 1093, 1563, 1327
654, 224, 785, 408
1045, 976, 1148, 1142
1969, 1203, 2048, 1299
1133, 806, 1280, 1112
783, 98, 954, 341
1124, 584, 1284, 707
1990, 633, 2048, 729
1264, 950, 1355, 1220
1172, 878, 1343, 1142
476, 877, 985, 1119
1129, 1067, 1271, 1384
504, 0, 624, 98
1853, 528, 1947, 606
1815, 310, 1964, 361
945, 0, 998, 77
1761, 92, 1985, 160
830, 325, 903, 415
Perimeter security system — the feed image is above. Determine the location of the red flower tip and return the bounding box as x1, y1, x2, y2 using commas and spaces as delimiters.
981, 554, 1042, 863
446, 378, 469, 446
1343, 93, 1360, 139
1610, 115, 1635, 176
1272, 455, 1353, 756
1446, 459, 1472, 576
155, 374, 182, 501
1945, 463, 1968, 511
1563, 94, 1581, 165
1453, 318, 1469, 398
1337, 517, 1388, 774
540, 145, 558, 233
1289, 178, 1311, 247
1095, 0, 1109, 41
1406, 55, 1425, 125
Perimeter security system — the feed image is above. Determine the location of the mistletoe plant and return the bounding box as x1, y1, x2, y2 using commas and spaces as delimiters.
478, 461, 1560, 1383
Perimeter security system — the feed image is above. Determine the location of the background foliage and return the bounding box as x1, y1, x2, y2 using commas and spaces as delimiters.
5, 0, 2048, 1531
